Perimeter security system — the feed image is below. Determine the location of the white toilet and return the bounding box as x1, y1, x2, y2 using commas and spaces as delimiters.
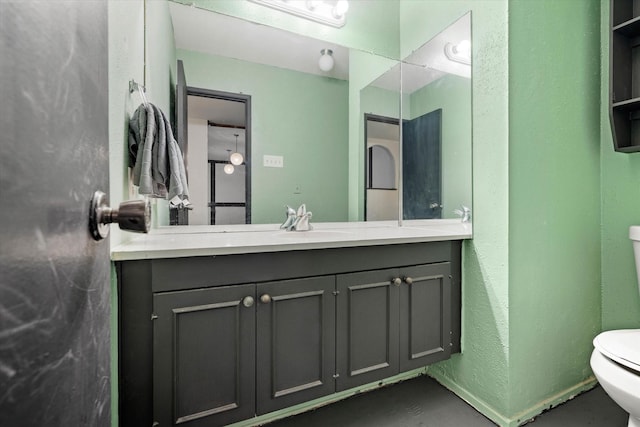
590, 226, 640, 427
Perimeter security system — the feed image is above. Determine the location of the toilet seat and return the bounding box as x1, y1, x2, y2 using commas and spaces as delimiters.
593, 329, 640, 373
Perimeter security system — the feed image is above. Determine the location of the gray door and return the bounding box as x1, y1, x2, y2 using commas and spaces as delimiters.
336, 269, 400, 391
0, 1, 110, 426
403, 109, 442, 219
399, 263, 452, 372
153, 285, 256, 427
256, 276, 336, 414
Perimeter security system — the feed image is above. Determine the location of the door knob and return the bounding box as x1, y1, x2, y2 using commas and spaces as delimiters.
404, 277, 413, 285
391, 277, 402, 286
242, 296, 255, 308
90, 190, 151, 241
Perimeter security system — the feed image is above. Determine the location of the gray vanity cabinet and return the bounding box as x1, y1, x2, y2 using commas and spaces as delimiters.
336, 268, 400, 390
117, 241, 462, 427
256, 276, 336, 415
152, 277, 336, 427
153, 285, 256, 427
336, 263, 451, 391
398, 263, 451, 372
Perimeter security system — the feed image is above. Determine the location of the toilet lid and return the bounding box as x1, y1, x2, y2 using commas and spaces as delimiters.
593, 329, 640, 372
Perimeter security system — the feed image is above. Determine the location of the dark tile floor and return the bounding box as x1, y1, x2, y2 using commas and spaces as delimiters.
267, 375, 628, 427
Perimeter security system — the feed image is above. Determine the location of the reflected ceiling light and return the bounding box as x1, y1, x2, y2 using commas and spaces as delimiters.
444, 39, 471, 65
248, 0, 348, 28
333, 0, 349, 18
224, 150, 235, 174
318, 49, 334, 72
230, 133, 244, 166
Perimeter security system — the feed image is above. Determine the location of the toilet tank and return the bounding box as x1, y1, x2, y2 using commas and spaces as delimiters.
629, 226, 640, 294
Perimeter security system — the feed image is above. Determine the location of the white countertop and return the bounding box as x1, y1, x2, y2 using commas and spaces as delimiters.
111, 220, 472, 261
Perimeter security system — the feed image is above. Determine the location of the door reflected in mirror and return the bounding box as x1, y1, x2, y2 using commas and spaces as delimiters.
182, 86, 251, 225
400, 12, 471, 221
365, 115, 399, 221
361, 12, 471, 221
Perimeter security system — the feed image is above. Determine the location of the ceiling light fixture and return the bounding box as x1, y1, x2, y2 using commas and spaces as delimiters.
444, 39, 471, 65
224, 150, 235, 174
248, 0, 348, 28
318, 49, 334, 72
230, 133, 244, 166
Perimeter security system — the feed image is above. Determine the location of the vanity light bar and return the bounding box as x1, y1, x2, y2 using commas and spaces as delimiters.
248, 0, 347, 28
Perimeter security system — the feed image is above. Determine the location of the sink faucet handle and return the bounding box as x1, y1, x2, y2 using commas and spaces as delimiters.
453, 205, 471, 223
280, 205, 297, 230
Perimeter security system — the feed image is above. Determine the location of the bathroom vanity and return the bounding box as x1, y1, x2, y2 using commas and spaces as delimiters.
113, 222, 469, 427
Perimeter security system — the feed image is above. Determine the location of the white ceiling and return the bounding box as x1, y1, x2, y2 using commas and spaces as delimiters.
187, 96, 245, 127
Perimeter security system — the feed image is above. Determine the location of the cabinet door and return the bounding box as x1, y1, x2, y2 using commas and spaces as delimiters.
399, 263, 451, 372
336, 269, 400, 391
153, 285, 256, 427
256, 276, 336, 415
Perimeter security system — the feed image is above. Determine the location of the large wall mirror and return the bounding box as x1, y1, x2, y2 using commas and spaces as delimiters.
164, 2, 471, 227
362, 12, 471, 222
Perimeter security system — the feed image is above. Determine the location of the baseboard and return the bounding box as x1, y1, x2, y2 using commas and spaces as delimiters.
427, 370, 514, 426
508, 376, 597, 426
229, 367, 429, 427
428, 370, 598, 427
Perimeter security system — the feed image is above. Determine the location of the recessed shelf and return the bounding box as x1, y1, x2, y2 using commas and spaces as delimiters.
610, 0, 640, 152
613, 15, 640, 36
613, 97, 640, 110
612, 144, 640, 153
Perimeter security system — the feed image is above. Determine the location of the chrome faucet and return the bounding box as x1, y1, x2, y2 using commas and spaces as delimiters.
280, 204, 313, 231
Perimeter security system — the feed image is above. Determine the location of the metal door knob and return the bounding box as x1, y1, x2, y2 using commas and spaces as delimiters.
90, 190, 151, 241
404, 277, 413, 285
242, 296, 255, 308
391, 277, 402, 286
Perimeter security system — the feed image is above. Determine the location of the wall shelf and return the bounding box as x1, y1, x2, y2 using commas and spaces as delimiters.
610, 0, 640, 152
613, 15, 640, 36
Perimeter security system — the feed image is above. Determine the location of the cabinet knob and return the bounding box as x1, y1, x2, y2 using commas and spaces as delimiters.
242, 296, 254, 308
260, 294, 272, 304
391, 277, 402, 286
404, 277, 413, 285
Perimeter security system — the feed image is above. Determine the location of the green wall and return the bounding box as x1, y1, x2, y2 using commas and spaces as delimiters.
108, 0, 145, 248
177, 49, 349, 223
507, 0, 601, 421
600, 1, 640, 331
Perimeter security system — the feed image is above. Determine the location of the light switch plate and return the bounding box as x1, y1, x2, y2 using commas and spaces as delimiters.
263, 155, 284, 168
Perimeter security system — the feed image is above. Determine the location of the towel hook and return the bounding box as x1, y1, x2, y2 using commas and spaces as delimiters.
129, 79, 149, 106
